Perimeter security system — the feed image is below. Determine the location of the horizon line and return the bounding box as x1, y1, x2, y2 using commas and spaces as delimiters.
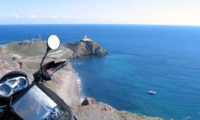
0, 23, 200, 27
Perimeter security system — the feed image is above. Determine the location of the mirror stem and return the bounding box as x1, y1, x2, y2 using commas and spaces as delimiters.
40, 46, 50, 78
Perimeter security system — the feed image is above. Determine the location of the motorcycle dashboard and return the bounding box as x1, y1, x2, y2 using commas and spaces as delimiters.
0, 76, 29, 98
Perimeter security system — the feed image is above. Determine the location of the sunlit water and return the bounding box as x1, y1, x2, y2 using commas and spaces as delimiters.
1, 25, 200, 119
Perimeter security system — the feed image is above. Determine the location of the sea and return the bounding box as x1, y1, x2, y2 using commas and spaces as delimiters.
0, 24, 200, 120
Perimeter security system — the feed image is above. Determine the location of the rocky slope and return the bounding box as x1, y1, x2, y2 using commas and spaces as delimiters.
0, 40, 161, 120
73, 97, 161, 120
64, 40, 108, 58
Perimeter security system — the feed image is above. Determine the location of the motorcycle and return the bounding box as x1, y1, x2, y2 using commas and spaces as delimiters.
0, 35, 76, 120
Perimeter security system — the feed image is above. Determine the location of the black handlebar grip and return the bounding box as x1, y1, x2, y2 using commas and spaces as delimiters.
51, 61, 68, 74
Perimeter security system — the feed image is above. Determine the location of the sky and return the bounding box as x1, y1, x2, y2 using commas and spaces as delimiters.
1, 0, 200, 25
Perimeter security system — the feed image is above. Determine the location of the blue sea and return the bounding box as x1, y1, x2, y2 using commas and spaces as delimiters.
1, 25, 200, 120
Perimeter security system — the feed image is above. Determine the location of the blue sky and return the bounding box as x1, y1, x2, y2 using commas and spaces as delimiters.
1, 0, 200, 25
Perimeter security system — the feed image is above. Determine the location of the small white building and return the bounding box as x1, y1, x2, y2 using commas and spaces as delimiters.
80, 35, 92, 42
10, 54, 21, 61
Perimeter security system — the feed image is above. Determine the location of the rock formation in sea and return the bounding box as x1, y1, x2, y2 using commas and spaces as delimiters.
64, 40, 108, 58
0, 40, 161, 120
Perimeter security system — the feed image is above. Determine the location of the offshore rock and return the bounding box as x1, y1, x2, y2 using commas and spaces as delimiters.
64, 41, 108, 58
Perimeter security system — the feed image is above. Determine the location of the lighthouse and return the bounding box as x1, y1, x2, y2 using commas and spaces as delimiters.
80, 35, 92, 42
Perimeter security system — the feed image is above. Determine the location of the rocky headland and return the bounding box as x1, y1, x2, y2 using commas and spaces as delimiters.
64, 40, 108, 58
0, 39, 161, 120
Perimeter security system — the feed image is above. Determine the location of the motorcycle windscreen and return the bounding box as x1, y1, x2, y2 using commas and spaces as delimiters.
12, 85, 64, 120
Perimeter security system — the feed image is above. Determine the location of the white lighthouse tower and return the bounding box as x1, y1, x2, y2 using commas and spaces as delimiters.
81, 35, 92, 42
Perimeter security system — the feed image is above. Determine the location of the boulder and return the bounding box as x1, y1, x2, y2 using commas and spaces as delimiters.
81, 97, 96, 106
101, 105, 114, 112
95, 48, 108, 56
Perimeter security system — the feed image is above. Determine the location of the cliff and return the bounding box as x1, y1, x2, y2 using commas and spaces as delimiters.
73, 97, 161, 120
64, 40, 108, 58
0, 40, 161, 120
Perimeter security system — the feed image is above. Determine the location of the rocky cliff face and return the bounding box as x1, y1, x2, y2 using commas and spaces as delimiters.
64, 41, 108, 58
73, 97, 161, 120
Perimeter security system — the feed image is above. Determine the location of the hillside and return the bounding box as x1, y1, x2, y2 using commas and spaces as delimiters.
0, 40, 161, 120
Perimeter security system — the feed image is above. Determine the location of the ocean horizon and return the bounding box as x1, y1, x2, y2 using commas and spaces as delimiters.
1, 24, 200, 119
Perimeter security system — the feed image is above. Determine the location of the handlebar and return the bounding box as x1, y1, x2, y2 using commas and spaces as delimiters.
33, 60, 68, 82
46, 61, 68, 76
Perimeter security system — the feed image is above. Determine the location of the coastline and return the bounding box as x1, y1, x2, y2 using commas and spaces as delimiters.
0, 40, 162, 120
67, 62, 85, 102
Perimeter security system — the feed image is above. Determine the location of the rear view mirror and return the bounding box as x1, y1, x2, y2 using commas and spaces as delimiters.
47, 35, 60, 50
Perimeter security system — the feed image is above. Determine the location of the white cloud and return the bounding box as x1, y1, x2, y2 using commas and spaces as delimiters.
14, 14, 24, 19
30, 15, 37, 19
14, 14, 69, 19
49, 15, 59, 19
